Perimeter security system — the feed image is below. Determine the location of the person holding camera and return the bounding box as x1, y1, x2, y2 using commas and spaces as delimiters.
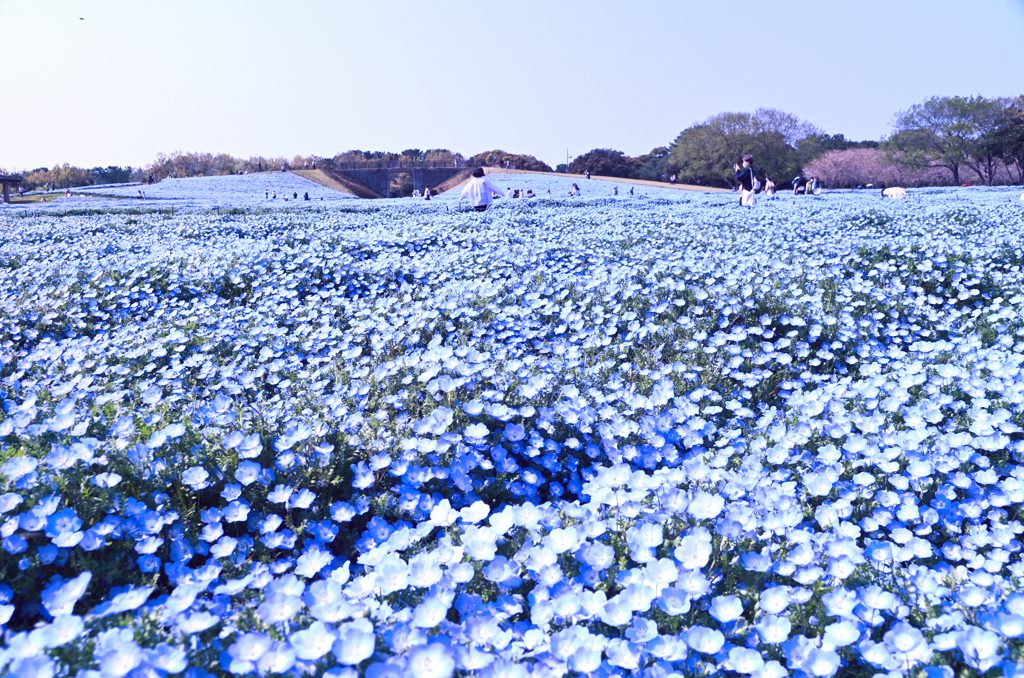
733, 155, 757, 206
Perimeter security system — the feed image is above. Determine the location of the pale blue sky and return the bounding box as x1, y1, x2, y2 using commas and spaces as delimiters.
2, 0, 1022, 171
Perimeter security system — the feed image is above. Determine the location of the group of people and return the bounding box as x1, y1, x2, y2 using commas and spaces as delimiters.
456, 167, 649, 211
507, 188, 538, 199
734, 156, 831, 206
791, 174, 821, 196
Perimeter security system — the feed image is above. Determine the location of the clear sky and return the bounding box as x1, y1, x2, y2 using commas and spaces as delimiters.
2, 0, 1022, 172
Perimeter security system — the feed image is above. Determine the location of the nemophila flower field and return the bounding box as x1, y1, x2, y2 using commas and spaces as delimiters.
1, 183, 1024, 677
74, 173, 357, 208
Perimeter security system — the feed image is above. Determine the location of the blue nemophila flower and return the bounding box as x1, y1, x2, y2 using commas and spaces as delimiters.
182, 466, 210, 490
258, 592, 303, 624
412, 595, 450, 628
405, 642, 455, 678
332, 620, 376, 665
709, 594, 744, 624
237, 433, 263, 458
228, 632, 273, 666
258, 641, 296, 674
686, 625, 725, 654
727, 646, 764, 674
289, 621, 337, 660
267, 484, 293, 504
675, 532, 713, 569
93, 472, 122, 488
1, 456, 38, 482
234, 461, 261, 486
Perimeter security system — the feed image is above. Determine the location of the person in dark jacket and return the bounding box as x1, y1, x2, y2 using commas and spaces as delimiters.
733, 155, 756, 206
792, 174, 809, 195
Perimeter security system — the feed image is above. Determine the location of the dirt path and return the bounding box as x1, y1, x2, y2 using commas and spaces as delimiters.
290, 169, 357, 196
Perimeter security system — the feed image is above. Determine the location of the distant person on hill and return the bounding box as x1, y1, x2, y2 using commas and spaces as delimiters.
629, 186, 634, 196
424, 185, 432, 200
572, 183, 581, 196
613, 186, 619, 195
733, 155, 757, 206
670, 174, 677, 185
304, 192, 310, 200
765, 175, 776, 196
459, 167, 504, 211
293, 192, 298, 199
584, 170, 590, 180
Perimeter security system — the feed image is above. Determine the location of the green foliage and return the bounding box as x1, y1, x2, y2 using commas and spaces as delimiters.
568, 149, 642, 178
884, 95, 1006, 185
466, 150, 553, 172
666, 109, 822, 186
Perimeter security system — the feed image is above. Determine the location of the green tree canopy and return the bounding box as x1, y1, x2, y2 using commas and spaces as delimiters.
667, 109, 821, 185
466, 150, 552, 172
567, 148, 641, 178
989, 95, 1024, 184
884, 95, 1004, 185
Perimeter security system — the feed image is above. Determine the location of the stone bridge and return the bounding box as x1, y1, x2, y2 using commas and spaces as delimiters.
325, 164, 464, 198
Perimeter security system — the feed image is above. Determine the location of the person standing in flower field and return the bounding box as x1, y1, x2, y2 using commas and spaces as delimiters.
459, 167, 504, 211
733, 154, 757, 206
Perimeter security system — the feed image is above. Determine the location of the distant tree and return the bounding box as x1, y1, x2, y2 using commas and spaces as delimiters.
885, 95, 1004, 185
22, 168, 51, 191
567, 148, 641, 178
467, 150, 552, 172
667, 109, 821, 185
633, 147, 670, 181
41, 163, 95, 189
989, 95, 1024, 184
555, 164, 568, 174
89, 166, 133, 184
805, 148, 951, 188
401, 149, 423, 159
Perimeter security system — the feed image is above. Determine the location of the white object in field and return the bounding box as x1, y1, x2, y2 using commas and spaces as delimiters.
882, 187, 907, 199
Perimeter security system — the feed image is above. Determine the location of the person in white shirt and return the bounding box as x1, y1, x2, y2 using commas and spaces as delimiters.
459, 167, 505, 211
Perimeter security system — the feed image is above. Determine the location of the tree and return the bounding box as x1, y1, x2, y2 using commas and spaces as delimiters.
803, 148, 948, 188
466, 150, 552, 172
633, 147, 670, 182
667, 109, 821, 186
885, 95, 1004, 185
567, 148, 641, 178
990, 96, 1024, 184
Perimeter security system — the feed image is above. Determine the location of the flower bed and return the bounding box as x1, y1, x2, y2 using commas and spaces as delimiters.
1, 187, 1023, 676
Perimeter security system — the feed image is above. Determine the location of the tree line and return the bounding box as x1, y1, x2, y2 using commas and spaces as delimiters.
6, 94, 1019, 191
566, 95, 1023, 188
